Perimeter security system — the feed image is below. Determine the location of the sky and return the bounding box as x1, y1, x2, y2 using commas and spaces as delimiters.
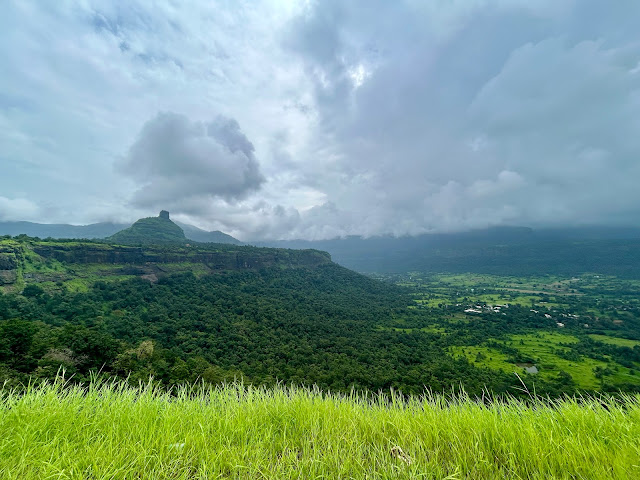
1, 0, 640, 241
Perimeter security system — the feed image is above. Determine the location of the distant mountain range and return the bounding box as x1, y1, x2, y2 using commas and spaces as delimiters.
3, 216, 640, 277
256, 226, 640, 277
0, 213, 241, 245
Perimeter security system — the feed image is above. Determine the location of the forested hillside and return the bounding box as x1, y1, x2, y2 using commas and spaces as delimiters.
3, 235, 639, 397
0, 260, 520, 394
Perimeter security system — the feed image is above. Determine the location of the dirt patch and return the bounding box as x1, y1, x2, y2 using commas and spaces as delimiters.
141, 273, 158, 283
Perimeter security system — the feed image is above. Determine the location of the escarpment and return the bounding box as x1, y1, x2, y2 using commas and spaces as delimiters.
31, 243, 330, 268
0, 248, 18, 285
0, 238, 331, 289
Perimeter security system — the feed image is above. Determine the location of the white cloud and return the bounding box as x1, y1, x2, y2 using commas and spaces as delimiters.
2, 0, 640, 238
0, 197, 41, 222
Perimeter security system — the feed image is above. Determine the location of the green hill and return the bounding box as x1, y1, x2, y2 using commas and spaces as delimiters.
2, 234, 640, 398
0, 234, 523, 396
0, 217, 242, 245
107, 211, 186, 245
0, 235, 330, 294
175, 221, 242, 245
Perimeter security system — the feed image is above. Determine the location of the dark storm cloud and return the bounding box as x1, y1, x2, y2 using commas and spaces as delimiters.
120, 112, 265, 211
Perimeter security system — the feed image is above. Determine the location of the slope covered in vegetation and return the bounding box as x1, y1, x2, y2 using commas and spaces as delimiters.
107, 211, 187, 245
2, 235, 640, 397
0, 235, 329, 293
0, 257, 519, 395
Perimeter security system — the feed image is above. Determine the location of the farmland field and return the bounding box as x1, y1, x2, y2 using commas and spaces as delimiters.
376, 272, 640, 393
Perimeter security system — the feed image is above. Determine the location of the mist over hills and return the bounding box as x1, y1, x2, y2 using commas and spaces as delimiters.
0, 221, 127, 240
256, 226, 640, 277
2, 214, 640, 278
175, 221, 241, 245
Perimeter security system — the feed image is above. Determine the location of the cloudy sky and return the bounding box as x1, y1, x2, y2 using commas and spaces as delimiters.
2, 1, 640, 240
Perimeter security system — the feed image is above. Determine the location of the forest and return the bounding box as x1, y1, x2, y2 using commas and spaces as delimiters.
0, 264, 514, 395
2, 236, 639, 398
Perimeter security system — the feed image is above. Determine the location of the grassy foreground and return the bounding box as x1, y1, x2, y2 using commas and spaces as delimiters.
1, 381, 639, 479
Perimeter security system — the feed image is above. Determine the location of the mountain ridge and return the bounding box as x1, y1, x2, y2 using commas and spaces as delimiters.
256, 225, 640, 277
0, 215, 241, 245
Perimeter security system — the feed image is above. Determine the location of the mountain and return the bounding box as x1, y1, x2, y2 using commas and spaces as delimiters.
174, 221, 242, 245
2, 232, 638, 398
0, 221, 127, 239
0, 214, 241, 245
0, 234, 331, 290
257, 226, 640, 278
106, 211, 187, 245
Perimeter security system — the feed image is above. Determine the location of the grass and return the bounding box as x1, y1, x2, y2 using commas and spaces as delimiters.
1, 380, 639, 479
449, 346, 514, 372
378, 324, 449, 335
589, 334, 640, 348
507, 332, 640, 389
405, 272, 575, 309
507, 333, 603, 389
449, 332, 640, 390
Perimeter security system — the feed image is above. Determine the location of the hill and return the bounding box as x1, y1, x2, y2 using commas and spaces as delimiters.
107, 211, 187, 245
0, 220, 127, 239
258, 226, 640, 278
3, 233, 640, 397
0, 234, 531, 395
0, 235, 329, 292
0, 215, 242, 245
174, 221, 242, 244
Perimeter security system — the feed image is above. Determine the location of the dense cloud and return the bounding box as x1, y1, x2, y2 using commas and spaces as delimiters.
2, 1, 640, 239
119, 112, 264, 211
0, 197, 41, 222
270, 0, 640, 239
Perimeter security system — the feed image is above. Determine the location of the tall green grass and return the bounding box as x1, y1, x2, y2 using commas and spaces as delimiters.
1, 379, 639, 479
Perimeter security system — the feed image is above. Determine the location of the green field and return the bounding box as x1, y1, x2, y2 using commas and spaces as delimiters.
449, 332, 618, 390
449, 345, 514, 372
397, 272, 577, 310
589, 334, 640, 348
388, 271, 640, 392
507, 332, 612, 390
1, 380, 639, 479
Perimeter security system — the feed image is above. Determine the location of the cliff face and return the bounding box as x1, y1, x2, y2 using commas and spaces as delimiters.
0, 238, 331, 290
30, 244, 330, 268
0, 245, 18, 285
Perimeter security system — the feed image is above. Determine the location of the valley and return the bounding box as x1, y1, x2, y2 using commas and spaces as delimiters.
377, 272, 640, 392
2, 217, 640, 480
2, 231, 639, 397
4, 2, 639, 476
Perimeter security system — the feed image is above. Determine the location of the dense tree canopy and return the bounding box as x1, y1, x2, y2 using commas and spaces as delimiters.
3, 262, 636, 398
